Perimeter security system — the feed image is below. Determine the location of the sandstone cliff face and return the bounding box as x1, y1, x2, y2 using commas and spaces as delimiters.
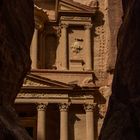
99, 0, 140, 140
107, 0, 123, 70
0, 0, 34, 139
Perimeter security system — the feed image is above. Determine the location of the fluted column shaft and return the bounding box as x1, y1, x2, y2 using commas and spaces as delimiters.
84, 24, 92, 70
84, 104, 95, 140
37, 104, 47, 140
60, 24, 68, 70
30, 29, 38, 69
59, 103, 69, 140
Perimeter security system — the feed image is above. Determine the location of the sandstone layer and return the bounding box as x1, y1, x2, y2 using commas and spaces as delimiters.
0, 0, 34, 139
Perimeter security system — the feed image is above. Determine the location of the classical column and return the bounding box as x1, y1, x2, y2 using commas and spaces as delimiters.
37, 103, 47, 140
84, 104, 95, 140
60, 24, 68, 70
59, 103, 69, 140
84, 24, 92, 71
30, 29, 38, 69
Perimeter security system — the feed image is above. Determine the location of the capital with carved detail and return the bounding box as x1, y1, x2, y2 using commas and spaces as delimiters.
37, 103, 48, 111
84, 24, 93, 30
60, 23, 69, 29
59, 103, 69, 112
84, 103, 96, 112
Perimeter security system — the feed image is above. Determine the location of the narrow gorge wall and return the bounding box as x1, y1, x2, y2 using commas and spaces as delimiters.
0, 0, 34, 139
99, 0, 140, 139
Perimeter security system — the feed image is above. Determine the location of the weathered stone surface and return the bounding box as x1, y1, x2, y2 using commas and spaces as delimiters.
0, 0, 34, 139
107, 0, 123, 70
99, 0, 140, 140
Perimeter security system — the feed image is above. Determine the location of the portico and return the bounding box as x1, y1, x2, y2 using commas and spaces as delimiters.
15, 71, 101, 140
15, 102, 97, 140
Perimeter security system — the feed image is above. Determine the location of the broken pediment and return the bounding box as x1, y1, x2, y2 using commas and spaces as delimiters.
59, 0, 97, 14
34, 5, 48, 30
22, 74, 72, 88
34, 0, 57, 21
33, 0, 97, 22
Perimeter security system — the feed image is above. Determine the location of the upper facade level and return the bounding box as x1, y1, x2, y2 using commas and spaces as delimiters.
34, 0, 97, 22
31, 0, 98, 71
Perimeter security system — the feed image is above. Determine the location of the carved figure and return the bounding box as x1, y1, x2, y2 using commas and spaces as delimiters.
71, 38, 83, 54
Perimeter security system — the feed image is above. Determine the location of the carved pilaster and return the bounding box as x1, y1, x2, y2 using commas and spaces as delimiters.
84, 24, 93, 70
59, 23, 69, 69
57, 23, 68, 37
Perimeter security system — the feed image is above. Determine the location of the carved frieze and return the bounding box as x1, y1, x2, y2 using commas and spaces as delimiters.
17, 93, 68, 98
60, 16, 91, 21
17, 93, 47, 98
23, 78, 47, 87
73, 0, 98, 8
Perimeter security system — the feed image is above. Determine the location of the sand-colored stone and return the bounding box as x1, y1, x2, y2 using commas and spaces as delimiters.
12, 0, 125, 139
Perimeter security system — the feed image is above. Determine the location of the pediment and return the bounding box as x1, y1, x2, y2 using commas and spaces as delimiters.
22, 74, 71, 88
59, 0, 96, 13
34, 5, 48, 30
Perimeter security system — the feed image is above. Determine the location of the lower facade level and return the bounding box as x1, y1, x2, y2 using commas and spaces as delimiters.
15, 102, 99, 140
15, 71, 106, 140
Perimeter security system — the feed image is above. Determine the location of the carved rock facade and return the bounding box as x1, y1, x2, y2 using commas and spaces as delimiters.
14, 0, 123, 139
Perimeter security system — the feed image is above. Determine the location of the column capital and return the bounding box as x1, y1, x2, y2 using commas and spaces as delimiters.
60, 23, 69, 29
84, 24, 92, 30
37, 103, 48, 111
59, 103, 69, 112
84, 103, 96, 112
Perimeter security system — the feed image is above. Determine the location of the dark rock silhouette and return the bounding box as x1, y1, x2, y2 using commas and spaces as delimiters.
99, 0, 140, 139
0, 0, 34, 139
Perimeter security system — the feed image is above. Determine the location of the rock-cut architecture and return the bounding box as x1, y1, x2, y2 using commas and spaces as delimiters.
14, 0, 123, 140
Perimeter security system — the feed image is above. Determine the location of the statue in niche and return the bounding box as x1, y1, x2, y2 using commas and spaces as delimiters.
71, 38, 83, 54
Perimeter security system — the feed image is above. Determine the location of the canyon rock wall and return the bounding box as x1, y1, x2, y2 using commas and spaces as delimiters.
99, 0, 140, 139
107, 0, 123, 70
0, 0, 34, 139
